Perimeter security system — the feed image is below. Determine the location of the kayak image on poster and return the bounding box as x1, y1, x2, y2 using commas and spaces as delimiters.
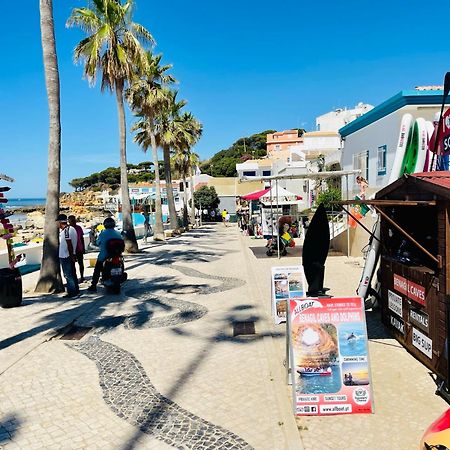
289, 297, 373, 416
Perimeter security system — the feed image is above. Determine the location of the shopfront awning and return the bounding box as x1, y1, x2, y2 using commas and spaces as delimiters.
260, 186, 302, 206
240, 188, 271, 201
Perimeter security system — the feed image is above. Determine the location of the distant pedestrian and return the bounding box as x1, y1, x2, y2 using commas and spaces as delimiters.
142, 210, 151, 243
57, 214, 80, 298
68, 215, 85, 283
221, 209, 229, 227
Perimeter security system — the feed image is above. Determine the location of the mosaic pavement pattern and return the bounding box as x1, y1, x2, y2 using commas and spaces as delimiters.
123, 294, 208, 329
69, 337, 253, 450
169, 265, 246, 295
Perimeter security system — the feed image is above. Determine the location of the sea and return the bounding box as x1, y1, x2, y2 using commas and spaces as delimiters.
4, 198, 46, 226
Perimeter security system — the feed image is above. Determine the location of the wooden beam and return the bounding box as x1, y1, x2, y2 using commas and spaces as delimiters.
373, 205, 440, 267
333, 200, 436, 206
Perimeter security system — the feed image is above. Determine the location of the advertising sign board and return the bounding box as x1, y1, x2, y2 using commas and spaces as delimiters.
289, 297, 373, 416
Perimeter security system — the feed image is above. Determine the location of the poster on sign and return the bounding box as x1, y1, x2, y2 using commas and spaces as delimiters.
289, 297, 373, 416
271, 266, 306, 324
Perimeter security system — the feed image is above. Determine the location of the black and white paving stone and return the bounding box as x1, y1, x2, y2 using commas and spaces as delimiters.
69, 337, 253, 450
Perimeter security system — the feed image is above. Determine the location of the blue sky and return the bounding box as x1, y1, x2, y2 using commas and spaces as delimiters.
2, 0, 449, 197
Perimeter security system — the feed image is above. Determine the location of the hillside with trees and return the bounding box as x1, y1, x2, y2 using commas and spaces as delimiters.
69, 162, 157, 191
199, 130, 275, 177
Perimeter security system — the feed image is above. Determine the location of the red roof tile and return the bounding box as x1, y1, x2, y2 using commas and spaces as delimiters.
411, 171, 450, 190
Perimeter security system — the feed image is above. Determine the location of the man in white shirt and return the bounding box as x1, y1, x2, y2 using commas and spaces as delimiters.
57, 214, 80, 298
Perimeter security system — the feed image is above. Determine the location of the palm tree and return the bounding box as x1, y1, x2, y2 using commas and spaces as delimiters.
156, 90, 187, 229
131, 116, 165, 240
67, 0, 153, 252
127, 54, 175, 240
35, 0, 63, 293
172, 113, 203, 228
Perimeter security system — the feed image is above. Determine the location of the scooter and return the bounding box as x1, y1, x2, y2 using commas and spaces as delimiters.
101, 239, 127, 294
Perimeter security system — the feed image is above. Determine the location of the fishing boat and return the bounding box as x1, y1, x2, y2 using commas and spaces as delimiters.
297, 366, 332, 377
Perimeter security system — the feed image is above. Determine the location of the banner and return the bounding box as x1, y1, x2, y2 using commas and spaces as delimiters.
271, 266, 306, 324
289, 297, 373, 416
262, 207, 282, 236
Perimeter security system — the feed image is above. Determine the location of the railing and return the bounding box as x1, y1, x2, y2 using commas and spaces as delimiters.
327, 211, 347, 241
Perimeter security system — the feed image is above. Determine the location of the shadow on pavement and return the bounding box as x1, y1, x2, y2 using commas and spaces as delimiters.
118, 301, 283, 450
0, 413, 22, 444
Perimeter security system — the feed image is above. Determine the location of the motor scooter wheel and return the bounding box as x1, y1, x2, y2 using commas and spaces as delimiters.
266, 249, 273, 257
282, 249, 287, 256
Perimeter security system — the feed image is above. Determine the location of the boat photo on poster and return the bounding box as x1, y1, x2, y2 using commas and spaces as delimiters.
289, 297, 373, 416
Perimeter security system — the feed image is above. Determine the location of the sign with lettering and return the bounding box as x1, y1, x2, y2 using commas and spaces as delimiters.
289, 297, 373, 416
412, 327, 432, 359
389, 315, 405, 335
409, 308, 429, 333
393, 273, 426, 306
388, 290, 403, 318
271, 266, 306, 324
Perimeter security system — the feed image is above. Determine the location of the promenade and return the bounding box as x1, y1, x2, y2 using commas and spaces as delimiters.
0, 224, 448, 449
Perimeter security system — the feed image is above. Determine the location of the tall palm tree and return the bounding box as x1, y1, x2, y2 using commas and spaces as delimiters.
67, 0, 153, 252
35, 0, 63, 293
172, 113, 203, 228
131, 117, 165, 240
127, 53, 174, 240
157, 90, 187, 228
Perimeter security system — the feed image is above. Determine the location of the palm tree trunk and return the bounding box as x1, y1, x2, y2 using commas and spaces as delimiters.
116, 84, 138, 253
189, 169, 196, 226
150, 133, 164, 240
35, 0, 63, 293
182, 174, 189, 228
163, 144, 178, 228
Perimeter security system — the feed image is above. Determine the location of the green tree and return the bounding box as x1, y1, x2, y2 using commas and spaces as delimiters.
128, 53, 175, 240
315, 187, 341, 211
35, 0, 64, 293
193, 186, 219, 210
172, 112, 203, 227
67, 0, 153, 252
156, 89, 187, 228
200, 129, 276, 177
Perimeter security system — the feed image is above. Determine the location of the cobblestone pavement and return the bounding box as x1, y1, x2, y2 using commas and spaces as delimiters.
0, 225, 300, 449
245, 235, 448, 450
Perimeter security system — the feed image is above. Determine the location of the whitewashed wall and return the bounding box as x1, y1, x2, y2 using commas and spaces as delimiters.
341, 105, 442, 198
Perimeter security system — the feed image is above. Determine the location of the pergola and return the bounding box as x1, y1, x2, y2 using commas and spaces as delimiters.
240, 170, 362, 258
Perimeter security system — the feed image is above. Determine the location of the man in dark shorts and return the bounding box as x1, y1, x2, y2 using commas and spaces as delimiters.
68, 215, 85, 283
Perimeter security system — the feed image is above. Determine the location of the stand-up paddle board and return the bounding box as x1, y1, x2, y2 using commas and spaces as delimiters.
356, 219, 380, 301
302, 203, 330, 296
423, 120, 436, 172
389, 113, 413, 183
402, 119, 423, 175
413, 118, 428, 173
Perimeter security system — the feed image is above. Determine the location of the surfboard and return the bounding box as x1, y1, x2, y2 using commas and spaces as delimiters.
401, 120, 420, 175
356, 219, 380, 301
423, 121, 436, 172
413, 118, 428, 173
302, 203, 330, 296
388, 113, 413, 184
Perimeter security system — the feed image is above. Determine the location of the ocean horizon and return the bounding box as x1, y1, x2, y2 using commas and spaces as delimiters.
6, 198, 46, 208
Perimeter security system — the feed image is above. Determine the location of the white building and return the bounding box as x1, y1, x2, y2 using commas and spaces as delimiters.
317, 102, 374, 132
340, 89, 449, 198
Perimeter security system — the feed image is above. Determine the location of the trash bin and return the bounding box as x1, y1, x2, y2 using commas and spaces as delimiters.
0, 268, 22, 308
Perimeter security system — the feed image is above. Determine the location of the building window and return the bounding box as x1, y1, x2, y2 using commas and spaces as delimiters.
377, 145, 387, 176
353, 150, 369, 182
243, 171, 256, 177
274, 144, 281, 151
262, 170, 271, 176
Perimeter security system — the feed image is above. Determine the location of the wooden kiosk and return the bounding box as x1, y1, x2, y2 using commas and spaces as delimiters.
375, 172, 450, 394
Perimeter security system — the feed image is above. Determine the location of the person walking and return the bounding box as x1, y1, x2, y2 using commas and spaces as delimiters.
221, 209, 228, 227
57, 214, 80, 298
68, 215, 85, 283
142, 209, 151, 243
88, 217, 123, 292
